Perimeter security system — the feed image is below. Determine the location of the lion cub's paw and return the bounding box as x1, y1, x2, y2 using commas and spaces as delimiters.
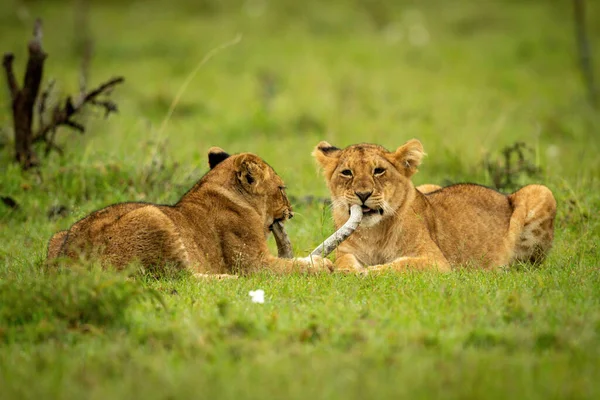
193, 273, 239, 280
334, 265, 368, 275
297, 256, 333, 273
334, 254, 367, 275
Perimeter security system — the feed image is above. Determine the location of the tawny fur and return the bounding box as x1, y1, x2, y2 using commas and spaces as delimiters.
47, 148, 332, 275
313, 140, 556, 273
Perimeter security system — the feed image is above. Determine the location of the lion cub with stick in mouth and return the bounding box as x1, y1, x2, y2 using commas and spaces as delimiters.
47, 147, 332, 276
313, 139, 556, 272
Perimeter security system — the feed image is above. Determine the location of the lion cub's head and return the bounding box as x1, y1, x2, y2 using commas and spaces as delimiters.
313, 140, 424, 227
207, 147, 293, 229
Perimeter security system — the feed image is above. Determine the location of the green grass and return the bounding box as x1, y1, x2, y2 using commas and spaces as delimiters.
1, 0, 599, 398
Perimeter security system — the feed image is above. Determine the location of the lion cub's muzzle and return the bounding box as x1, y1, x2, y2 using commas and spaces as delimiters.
269, 208, 294, 231
279, 207, 293, 221
350, 192, 383, 217
351, 206, 383, 217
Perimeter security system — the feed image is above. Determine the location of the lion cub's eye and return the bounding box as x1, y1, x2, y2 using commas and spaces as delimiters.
340, 169, 353, 177
374, 167, 386, 176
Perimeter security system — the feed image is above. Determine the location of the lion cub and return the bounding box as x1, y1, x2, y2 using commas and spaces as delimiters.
47, 148, 332, 275
313, 139, 556, 272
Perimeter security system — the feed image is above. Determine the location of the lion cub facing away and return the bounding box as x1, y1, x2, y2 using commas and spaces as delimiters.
313, 139, 556, 272
47, 148, 332, 275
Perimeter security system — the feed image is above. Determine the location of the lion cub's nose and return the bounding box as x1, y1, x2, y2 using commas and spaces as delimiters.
355, 191, 372, 203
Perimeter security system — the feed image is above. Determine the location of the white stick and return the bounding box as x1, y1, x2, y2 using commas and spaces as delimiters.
310, 205, 363, 258
272, 220, 294, 259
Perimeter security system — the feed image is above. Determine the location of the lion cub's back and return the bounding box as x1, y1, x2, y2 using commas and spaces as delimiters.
426, 183, 511, 214
67, 202, 152, 238
60, 202, 186, 268
424, 184, 513, 266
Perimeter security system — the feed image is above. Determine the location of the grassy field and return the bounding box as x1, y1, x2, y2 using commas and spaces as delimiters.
1, 0, 599, 398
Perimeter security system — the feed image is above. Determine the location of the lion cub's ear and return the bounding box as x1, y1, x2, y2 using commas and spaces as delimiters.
234, 155, 268, 194
208, 147, 231, 169
388, 139, 425, 177
312, 141, 341, 174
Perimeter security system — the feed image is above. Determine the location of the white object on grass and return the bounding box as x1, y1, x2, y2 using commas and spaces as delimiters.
310, 204, 363, 258
249, 289, 265, 304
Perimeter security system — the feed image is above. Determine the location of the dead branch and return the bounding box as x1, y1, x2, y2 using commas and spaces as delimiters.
37, 79, 55, 128
1, 18, 47, 169
2, 54, 18, 100
483, 142, 541, 190
33, 76, 124, 143
44, 139, 64, 156
2, 18, 124, 169
272, 221, 294, 259
23, 19, 46, 105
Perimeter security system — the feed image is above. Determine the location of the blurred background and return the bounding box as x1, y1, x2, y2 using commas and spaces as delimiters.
0, 0, 598, 254
2, 4, 600, 397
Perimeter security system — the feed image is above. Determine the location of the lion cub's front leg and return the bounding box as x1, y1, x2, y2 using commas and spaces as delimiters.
334, 246, 451, 274
261, 254, 333, 274
334, 253, 366, 274
368, 256, 451, 273
193, 273, 238, 280
224, 228, 333, 274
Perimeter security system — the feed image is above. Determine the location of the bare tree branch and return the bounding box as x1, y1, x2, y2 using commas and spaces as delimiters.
44, 136, 64, 156
22, 19, 47, 105
34, 76, 124, 141
80, 77, 124, 105
37, 79, 55, 128
91, 99, 118, 117
32, 18, 43, 43
2, 53, 19, 100
3, 17, 124, 168
2, 18, 48, 168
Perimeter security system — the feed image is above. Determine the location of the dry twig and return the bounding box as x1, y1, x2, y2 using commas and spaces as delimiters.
272, 221, 294, 259
33, 76, 124, 146
483, 142, 541, 190
2, 19, 46, 168
2, 18, 124, 169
